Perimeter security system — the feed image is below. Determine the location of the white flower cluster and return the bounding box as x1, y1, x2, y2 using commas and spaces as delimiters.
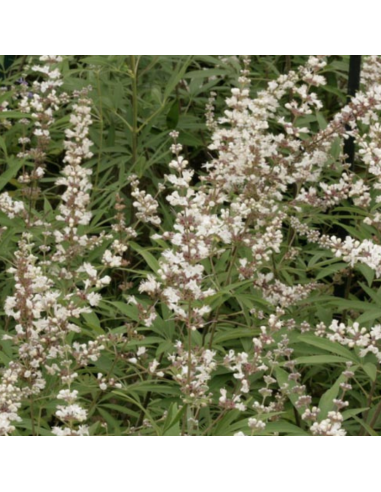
329, 236, 381, 278
0, 192, 25, 219
361, 56, 381, 90
0, 56, 112, 436
52, 389, 89, 435
310, 412, 346, 437
17, 55, 64, 185
1, 234, 107, 433
0, 364, 23, 436
323, 321, 381, 362
169, 342, 217, 408
56, 93, 94, 229
39, 55, 63, 63
131, 176, 161, 226
296, 174, 370, 210
253, 273, 319, 308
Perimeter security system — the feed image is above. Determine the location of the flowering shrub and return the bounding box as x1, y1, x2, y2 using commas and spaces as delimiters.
1, 55, 381, 436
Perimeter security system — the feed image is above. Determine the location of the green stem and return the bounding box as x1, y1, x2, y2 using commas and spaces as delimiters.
208, 247, 238, 350
367, 401, 381, 436
187, 301, 193, 387
95, 71, 104, 188
129, 56, 139, 168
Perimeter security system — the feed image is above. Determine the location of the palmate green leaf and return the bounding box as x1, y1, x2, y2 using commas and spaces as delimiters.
88, 422, 102, 436
163, 56, 193, 100
0, 136, 8, 158
298, 294, 336, 306
353, 416, 379, 436
307, 258, 338, 271
156, 340, 175, 357
0, 350, 11, 365
356, 264, 375, 287
0, 158, 24, 191
330, 137, 343, 159
98, 408, 122, 434
194, 55, 229, 66
162, 404, 185, 436
356, 310, 381, 325
316, 112, 328, 130
208, 294, 232, 312
296, 355, 349, 365
362, 363, 378, 383
342, 408, 369, 422
15, 420, 52, 437
106, 301, 139, 322
319, 374, 348, 420
0, 111, 32, 120
333, 205, 369, 215
101, 404, 140, 420
275, 367, 305, 417
322, 84, 347, 102
316, 306, 334, 325
82, 56, 119, 68
265, 421, 310, 436
111, 392, 161, 435
307, 251, 330, 269
212, 409, 241, 436
329, 298, 377, 314
126, 337, 164, 348
330, 221, 367, 240
358, 282, 381, 306
214, 328, 258, 344
129, 242, 160, 273
106, 300, 171, 339
82, 311, 103, 332
188, 77, 223, 98
297, 335, 359, 363
185, 68, 230, 80
163, 420, 181, 437
151, 312, 175, 340
207, 280, 265, 307
118, 382, 180, 397
166, 100, 180, 130
315, 262, 348, 280
329, 59, 350, 72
